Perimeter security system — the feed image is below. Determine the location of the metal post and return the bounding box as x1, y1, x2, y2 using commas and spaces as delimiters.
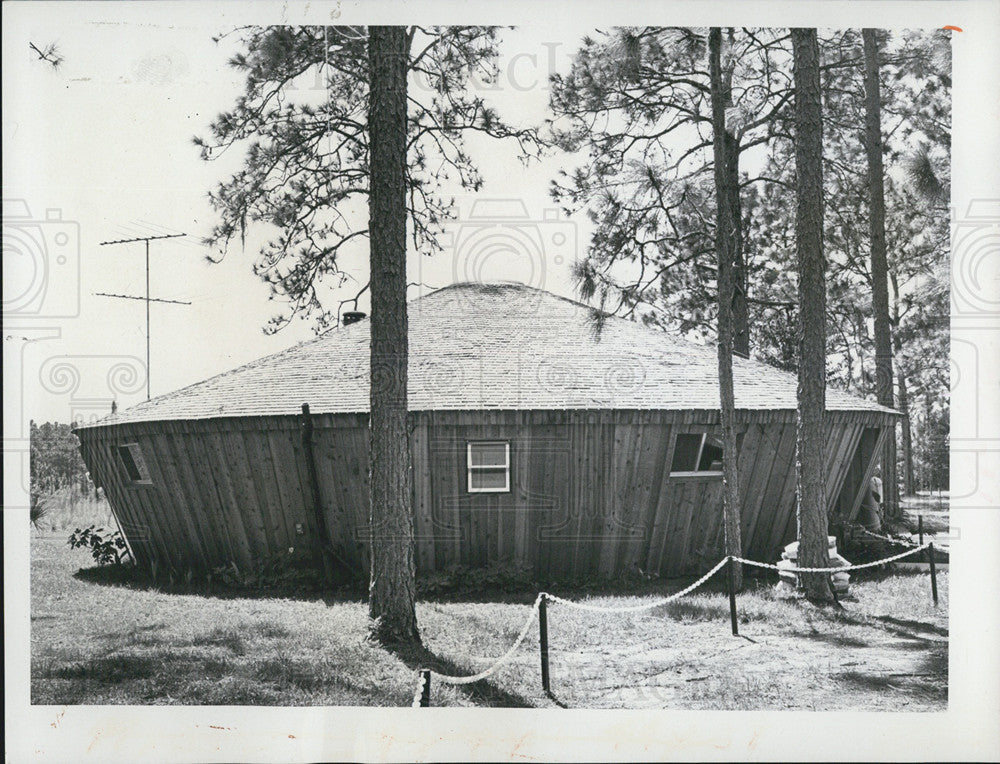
145, 238, 151, 400
928, 542, 938, 605
727, 557, 739, 636
301, 403, 335, 585
419, 669, 431, 707
539, 594, 550, 694
918, 515, 924, 547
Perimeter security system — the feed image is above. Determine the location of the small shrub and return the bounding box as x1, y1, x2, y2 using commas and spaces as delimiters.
30, 496, 51, 529
417, 563, 537, 597
212, 547, 324, 593
67, 525, 131, 566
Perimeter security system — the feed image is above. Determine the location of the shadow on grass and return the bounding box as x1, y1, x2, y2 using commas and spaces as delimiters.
73, 564, 367, 606
652, 599, 730, 622
833, 610, 948, 648
49, 653, 165, 683
36, 643, 392, 706
386, 641, 538, 708
834, 670, 904, 693
99, 622, 170, 648
875, 615, 949, 638
190, 627, 248, 655
833, 654, 947, 701
416, 571, 737, 606
919, 645, 949, 678
73, 561, 740, 611
97, 621, 291, 656
794, 627, 871, 649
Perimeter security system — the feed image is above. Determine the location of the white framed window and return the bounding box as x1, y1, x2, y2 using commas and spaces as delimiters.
467, 441, 510, 493
670, 433, 723, 476
117, 442, 152, 485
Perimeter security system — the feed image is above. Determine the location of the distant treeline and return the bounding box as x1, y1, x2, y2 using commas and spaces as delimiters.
30, 421, 92, 499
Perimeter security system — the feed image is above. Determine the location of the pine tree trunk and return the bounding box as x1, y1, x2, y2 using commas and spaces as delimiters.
709, 27, 743, 590
367, 25, 419, 645
862, 28, 900, 521
890, 276, 913, 497
898, 370, 914, 496
724, 131, 750, 359
791, 28, 833, 603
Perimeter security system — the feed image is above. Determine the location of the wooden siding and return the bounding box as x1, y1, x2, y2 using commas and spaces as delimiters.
833, 426, 887, 524
76, 409, 886, 580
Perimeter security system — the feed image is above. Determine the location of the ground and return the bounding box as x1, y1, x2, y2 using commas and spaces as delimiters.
31, 527, 948, 710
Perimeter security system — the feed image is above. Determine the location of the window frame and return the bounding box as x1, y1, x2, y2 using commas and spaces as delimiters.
466, 440, 511, 494
117, 442, 153, 486
669, 432, 724, 477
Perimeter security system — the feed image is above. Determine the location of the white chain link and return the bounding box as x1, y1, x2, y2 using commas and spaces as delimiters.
733, 543, 930, 573
856, 526, 922, 547
543, 557, 730, 613
412, 543, 942, 704
411, 670, 426, 707
427, 595, 543, 686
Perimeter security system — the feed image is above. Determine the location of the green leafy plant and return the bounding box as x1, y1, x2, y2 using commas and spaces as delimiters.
67, 525, 130, 566
212, 547, 324, 593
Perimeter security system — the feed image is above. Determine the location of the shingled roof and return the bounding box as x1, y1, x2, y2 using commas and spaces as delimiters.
79, 282, 894, 427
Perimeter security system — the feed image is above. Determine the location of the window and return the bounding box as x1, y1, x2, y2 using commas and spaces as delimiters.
467, 441, 510, 493
117, 443, 152, 485
670, 433, 723, 475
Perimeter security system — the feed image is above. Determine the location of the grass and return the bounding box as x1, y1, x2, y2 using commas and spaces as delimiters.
31, 487, 115, 534
901, 492, 950, 534
31, 533, 948, 709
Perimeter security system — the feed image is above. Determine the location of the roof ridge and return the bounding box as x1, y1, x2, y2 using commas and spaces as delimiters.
419, 279, 610, 318
77, 280, 896, 429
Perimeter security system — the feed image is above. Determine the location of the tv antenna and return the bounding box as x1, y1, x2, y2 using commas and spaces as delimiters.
97, 232, 191, 401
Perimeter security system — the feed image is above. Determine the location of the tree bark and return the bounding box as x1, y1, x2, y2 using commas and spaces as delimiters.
724, 131, 750, 359
898, 369, 914, 496
890, 273, 914, 498
709, 27, 743, 590
862, 28, 900, 520
791, 28, 833, 603
367, 25, 419, 645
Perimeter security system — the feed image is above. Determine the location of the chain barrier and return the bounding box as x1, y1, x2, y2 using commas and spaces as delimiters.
855, 525, 922, 548
412, 543, 941, 705
416, 594, 542, 693
543, 557, 730, 614
732, 543, 930, 573
411, 670, 427, 708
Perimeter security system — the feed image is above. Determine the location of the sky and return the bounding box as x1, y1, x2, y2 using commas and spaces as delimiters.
2, 2, 997, 434
4, 1, 997, 517
3, 8, 603, 428
5, 4, 996, 434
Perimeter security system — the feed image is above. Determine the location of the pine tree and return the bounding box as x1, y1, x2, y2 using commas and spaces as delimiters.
791, 27, 834, 603
198, 26, 540, 332
367, 26, 419, 644
709, 27, 742, 589
199, 26, 540, 638
549, 28, 792, 350
862, 28, 899, 522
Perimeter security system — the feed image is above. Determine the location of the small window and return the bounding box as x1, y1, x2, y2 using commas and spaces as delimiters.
117, 443, 152, 485
467, 441, 510, 493
670, 433, 723, 475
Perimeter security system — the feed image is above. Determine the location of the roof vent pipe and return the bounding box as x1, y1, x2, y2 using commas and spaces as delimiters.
342, 311, 366, 326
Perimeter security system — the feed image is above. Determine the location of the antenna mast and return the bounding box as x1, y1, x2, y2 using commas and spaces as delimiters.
97, 233, 190, 401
